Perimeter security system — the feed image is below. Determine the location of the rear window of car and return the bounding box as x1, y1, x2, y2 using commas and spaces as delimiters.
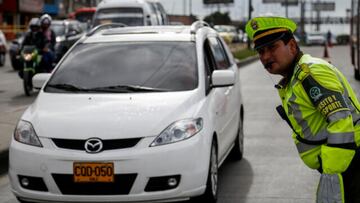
94, 8, 144, 26
45, 41, 198, 93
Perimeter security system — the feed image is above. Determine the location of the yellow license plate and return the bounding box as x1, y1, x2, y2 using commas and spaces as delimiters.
73, 162, 114, 183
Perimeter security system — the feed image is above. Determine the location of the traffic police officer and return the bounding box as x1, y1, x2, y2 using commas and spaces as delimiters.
245, 16, 360, 202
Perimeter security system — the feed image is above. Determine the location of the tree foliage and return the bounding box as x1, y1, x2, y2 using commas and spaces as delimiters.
203, 11, 231, 25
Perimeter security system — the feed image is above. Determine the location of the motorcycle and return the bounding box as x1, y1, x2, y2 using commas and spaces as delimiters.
21, 45, 41, 96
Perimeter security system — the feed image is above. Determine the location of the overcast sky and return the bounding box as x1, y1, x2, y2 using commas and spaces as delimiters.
158, 0, 351, 21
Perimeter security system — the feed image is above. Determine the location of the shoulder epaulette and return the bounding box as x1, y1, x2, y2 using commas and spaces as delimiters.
295, 63, 311, 81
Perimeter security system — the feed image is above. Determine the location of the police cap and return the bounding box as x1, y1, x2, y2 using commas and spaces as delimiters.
245, 16, 297, 50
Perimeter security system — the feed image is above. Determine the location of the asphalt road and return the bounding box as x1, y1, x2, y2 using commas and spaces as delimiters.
0, 45, 357, 203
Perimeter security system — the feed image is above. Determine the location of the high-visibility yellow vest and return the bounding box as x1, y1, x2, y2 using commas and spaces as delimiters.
277, 53, 360, 202
277, 54, 360, 173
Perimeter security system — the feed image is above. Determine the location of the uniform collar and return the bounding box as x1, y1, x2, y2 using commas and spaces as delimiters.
275, 51, 303, 89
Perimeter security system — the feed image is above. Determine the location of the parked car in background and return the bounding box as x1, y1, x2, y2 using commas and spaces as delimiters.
52, 20, 85, 63
336, 34, 350, 45
9, 33, 24, 70
148, 0, 169, 25
68, 7, 97, 31
0, 30, 7, 67
10, 21, 244, 203
92, 0, 168, 27
69, 7, 96, 23
305, 32, 326, 46
214, 25, 240, 43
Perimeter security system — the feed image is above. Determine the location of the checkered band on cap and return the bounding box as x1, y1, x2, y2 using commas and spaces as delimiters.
245, 16, 297, 40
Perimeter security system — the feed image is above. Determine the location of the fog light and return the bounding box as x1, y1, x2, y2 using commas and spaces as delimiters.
168, 178, 177, 187
21, 177, 29, 186
18, 175, 48, 192
145, 175, 181, 192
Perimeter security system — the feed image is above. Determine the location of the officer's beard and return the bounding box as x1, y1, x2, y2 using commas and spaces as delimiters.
264, 62, 274, 70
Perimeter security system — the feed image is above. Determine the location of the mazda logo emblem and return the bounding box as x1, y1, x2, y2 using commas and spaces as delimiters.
84, 138, 103, 153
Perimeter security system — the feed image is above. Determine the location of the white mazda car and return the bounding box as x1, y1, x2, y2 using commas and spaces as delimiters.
9, 21, 244, 203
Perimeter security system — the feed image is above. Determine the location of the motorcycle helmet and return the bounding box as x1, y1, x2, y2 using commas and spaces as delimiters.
40, 14, 52, 28
29, 17, 40, 31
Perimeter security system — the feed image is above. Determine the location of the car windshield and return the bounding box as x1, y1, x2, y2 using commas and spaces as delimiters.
94, 8, 144, 26
45, 42, 198, 93
94, 17, 144, 26
51, 24, 66, 36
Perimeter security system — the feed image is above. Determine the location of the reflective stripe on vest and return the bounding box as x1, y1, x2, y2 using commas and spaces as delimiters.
317, 174, 344, 203
328, 132, 355, 144
296, 142, 319, 153
327, 110, 351, 122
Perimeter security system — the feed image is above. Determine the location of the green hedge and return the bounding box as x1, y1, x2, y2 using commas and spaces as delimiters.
233, 48, 257, 60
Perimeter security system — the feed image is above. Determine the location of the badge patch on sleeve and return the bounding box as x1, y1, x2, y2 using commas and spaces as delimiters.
302, 75, 349, 118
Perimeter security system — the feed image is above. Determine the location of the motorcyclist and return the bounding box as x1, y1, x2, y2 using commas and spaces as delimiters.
21, 18, 40, 48
36, 14, 56, 73
19, 17, 40, 78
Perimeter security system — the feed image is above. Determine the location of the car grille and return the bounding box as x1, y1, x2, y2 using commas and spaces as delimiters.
52, 174, 137, 195
52, 138, 141, 151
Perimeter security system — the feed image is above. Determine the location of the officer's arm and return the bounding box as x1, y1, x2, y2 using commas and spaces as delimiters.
302, 65, 356, 174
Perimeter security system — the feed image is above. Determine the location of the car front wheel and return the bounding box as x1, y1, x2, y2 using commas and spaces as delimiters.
194, 140, 218, 203
230, 115, 244, 160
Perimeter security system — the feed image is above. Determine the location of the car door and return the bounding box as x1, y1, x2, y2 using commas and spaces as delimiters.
205, 36, 238, 160
217, 36, 242, 148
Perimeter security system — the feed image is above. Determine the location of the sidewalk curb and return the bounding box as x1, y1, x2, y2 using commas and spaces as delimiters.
237, 55, 259, 67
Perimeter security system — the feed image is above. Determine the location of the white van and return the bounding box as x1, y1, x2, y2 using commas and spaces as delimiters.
93, 0, 168, 27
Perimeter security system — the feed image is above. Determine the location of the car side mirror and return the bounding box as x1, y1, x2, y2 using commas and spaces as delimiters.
211, 69, 235, 87
33, 73, 51, 89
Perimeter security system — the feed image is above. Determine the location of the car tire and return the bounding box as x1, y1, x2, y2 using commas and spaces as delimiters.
0, 53, 5, 67
194, 140, 218, 203
355, 67, 360, 80
230, 113, 244, 161
23, 71, 33, 96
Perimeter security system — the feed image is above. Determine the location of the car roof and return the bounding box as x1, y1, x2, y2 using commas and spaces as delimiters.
82, 23, 216, 43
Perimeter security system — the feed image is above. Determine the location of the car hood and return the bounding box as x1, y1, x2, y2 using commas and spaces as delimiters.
23, 91, 202, 140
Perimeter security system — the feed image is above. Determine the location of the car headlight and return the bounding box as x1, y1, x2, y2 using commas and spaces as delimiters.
14, 120, 42, 147
150, 118, 203, 147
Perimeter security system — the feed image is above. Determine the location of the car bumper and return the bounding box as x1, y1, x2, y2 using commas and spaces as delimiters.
9, 134, 210, 202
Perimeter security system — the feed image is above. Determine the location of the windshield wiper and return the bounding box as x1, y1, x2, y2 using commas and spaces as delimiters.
46, 84, 90, 92
89, 85, 170, 93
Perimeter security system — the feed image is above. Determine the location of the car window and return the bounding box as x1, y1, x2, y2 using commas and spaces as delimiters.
45, 42, 198, 93
94, 16, 144, 26
94, 8, 145, 26
204, 40, 216, 94
208, 37, 230, 70
51, 24, 66, 36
